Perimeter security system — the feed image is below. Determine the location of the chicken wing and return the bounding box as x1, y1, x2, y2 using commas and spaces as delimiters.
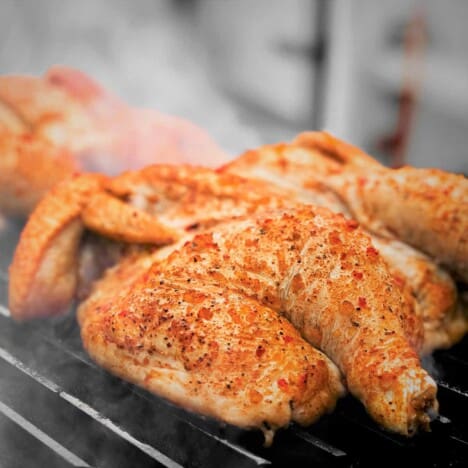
8, 174, 107, 320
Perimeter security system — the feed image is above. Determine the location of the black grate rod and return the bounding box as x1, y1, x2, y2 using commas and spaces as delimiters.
0, 399, 91, 468
188, 423, 271, 466
0, 346, 183, 468
291, 427, 347, 458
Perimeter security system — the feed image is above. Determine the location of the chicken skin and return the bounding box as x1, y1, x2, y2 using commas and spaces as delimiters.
0, 130, 78, 216
78, 250, 345, 445
223, 136, 468, 351
79, 205, 437, 436
225, 132, 468, 283
8, 173, 107, 320
294, 132, 468, 284
11, 134, 464, 439
370, 236, 466, 353
8, 166, 297, 320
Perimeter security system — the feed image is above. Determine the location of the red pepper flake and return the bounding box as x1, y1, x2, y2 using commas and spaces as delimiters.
366, 246, 379, 258
345, 219, 359, 231
442, 187, 451, 196
256, 346, 266, 358
198, 307, 213, 320
358, 297, 367, 308
358, 177, 368, 187
118, 310, 129, 318
193, 233, 218, 250
328, 231, 342, 245
352, 271, 363, 280
277, 378, 289, 391
183, 290, 207, 304
283, 335, 294, 344
393, 275, 406, 288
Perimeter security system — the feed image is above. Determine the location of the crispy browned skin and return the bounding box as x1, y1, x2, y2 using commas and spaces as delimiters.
103, 164, 296, 231
371, 237, 467, 353
293, 132, 468, 283
226, 132, 468, 283
327, 167, 468, 284
223, 137, 468, 350
78, 249, 345, 443
80, 205, 436, 436
12, 157, 458, 352
8, 174, 107, 320
9, 165, 297, 319
221, 141, 346, 211
82, 191, 179, 245
8, 160, 440, 436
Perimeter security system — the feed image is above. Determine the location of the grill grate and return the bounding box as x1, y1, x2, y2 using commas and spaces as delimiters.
1, 219, 467, 467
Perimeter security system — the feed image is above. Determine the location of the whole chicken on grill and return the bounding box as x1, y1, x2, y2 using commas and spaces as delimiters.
8, 132, 467, 440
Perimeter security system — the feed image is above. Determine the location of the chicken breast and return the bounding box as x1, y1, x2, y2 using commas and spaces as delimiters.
78, 249, 345, 445
79, 205, 437, 435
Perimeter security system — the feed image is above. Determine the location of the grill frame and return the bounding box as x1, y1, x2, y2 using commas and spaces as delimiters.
1, 218, 467, 468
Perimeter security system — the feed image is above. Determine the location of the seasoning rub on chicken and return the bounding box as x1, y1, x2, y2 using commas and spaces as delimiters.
78, 205, 437, 438
10, 131, 467, 443
78, 250, 345, 446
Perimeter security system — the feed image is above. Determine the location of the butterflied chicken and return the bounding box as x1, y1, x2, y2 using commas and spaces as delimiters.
11, 136, 462, 438
78, 249, 345, 445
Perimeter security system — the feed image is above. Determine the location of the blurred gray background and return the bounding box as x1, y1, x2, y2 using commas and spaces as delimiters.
1, 0, 467, 171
